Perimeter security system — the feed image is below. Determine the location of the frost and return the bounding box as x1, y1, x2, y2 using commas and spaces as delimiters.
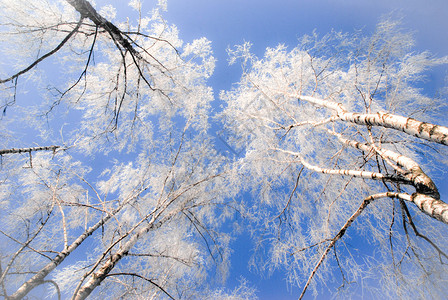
128, 0, 141, 10
158, 0, 168, 11
209, 278, 258, 300
183, 37, 212, 58
227, 42, 254, 66
99, 4, 116, 20
140, 16, 151, 29
50, 262, 89, 296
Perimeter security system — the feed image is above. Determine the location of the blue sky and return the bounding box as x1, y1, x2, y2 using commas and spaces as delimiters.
156, 1, 448, 299
161, 0, 448, 91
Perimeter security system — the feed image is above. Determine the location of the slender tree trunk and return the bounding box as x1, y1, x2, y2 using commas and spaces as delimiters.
72, 206, 179, 300
9, 212, 115, 300
296, 95, 448, 145
72, 221, 157, 300
0, 146, 59, 155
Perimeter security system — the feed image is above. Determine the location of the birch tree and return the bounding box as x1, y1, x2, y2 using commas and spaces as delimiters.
1, 135, 238, 299
0, 1, 247, 299
221, 20, 448, 298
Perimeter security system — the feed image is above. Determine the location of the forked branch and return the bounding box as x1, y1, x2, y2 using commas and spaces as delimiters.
298, 192, 409, 299
294, 95, 448, 146
0, 19, 83, 84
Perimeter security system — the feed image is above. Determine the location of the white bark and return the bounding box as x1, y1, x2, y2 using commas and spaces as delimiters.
72, 213, 169, 300
343, 112, 448, 146
412, 194, 448, 224
332, 133, 448, 223
278, 142, 448, 225
278, 149, 387, 180
9, 211, 116, 300
333, 132, 440, 197
296, 95, 448, 146
0, 146, 59, 155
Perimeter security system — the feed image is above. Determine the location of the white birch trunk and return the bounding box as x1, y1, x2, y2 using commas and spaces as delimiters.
296, 95, 448, 146
72, 221, 157, 300
342, 112, 448, 146
278, 145, 448, 225
71, 193, 188, 300
333, 132, 440, 197
412, 194, 448, 224
338, 136, 448, 224
9, 212, 115, 299
0, 146, 59, 155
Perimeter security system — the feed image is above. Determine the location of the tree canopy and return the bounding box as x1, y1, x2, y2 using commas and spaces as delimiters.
0, 1, 447, 299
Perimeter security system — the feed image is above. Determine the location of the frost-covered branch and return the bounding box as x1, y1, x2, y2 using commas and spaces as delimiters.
299, 192, 409, 299
0, 19, 83, 84
296, 95, 448, 146
0, 208, 53, 292
277, 148, 388, 181
71, 207, 178, 300
8, 211, 115, 300
8, 178, 151, 300
106, 273, 175, 300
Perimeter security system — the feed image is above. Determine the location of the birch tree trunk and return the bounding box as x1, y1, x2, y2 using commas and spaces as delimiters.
9, 210, 115, 300
72, 221, 157, 300
71, 192, 190, 300
0, 146, 59, 155
297, 95, 448, 146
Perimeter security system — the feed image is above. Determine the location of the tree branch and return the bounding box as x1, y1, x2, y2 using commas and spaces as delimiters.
66, 0, 141, 60
295, 95, 448, 146
0, 146, 60, 155
0, 19, 83, 84
299, 192, 407, 299
106, 273, 175, 300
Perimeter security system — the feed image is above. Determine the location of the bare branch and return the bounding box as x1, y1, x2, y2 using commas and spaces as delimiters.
0, 19, 83, 84
299, 192, 408, 299
400, 200, 448, 260
0, 146, 60, 155
106, 273, 176, 300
